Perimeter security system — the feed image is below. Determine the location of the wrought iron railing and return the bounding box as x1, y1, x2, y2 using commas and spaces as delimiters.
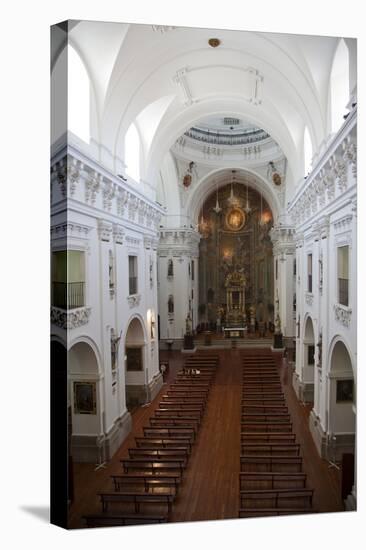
52, 281, 85, 310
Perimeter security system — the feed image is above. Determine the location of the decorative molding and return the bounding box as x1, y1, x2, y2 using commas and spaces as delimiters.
305, 293, 314, 306
173, 67, 194, 106
113, 224, 125, 245
85, 171, 101, 205
97, 219, 113, 242
51, 222, 91, 240
102, 181, 117, 211
151, 25, 176, 33
334, 214, 353, 233
126, 236, 141, 247
51, 306, 92, 329
334, 304, 352, 327
127, 294, 141, 308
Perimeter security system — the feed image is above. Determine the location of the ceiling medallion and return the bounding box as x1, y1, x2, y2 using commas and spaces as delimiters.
226, 207, 246, 232
208, 38, 221, 48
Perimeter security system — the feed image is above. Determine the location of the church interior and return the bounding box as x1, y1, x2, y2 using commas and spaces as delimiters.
50, 20, 357, 528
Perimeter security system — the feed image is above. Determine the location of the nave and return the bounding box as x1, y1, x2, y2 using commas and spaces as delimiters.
68, 348, 343, 528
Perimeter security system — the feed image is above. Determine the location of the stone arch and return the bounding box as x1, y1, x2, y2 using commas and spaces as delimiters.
327, 336, 355, 450
302, 314, 315, 403
186, 167, 280, 225
67, 338, 102, 463
124, 315, 148, 409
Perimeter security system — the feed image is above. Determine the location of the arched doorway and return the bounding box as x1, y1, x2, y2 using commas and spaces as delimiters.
68, 340, 101, 463
124, 317, 147, 410
328, 339, 355, 438
302, 316, 315, 403
50, 339, 69, 523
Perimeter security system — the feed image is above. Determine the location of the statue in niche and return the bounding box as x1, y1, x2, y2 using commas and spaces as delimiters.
183, 161, 196, 188
108, 250, 114, 289
167, 259, 174, 277
110, 328, 122, 371
317, 331, 323, 367
168, 295, 174, 314
274, 313, 282, 334
149, 256, 154, 288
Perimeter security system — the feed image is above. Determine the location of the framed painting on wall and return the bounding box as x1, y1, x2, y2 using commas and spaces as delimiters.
73, 381, 96, 414
126, 347, 143, 371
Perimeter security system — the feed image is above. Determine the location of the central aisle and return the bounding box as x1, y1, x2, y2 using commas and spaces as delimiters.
171, 349, 242, 522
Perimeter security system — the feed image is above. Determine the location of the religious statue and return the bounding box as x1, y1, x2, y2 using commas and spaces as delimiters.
274, 313, 282, 334
110, 328, 122, 371
185, 313, 192, 335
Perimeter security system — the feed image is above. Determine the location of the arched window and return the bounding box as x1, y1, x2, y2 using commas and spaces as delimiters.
68, 45, 90, 143
125, 123, 140, 182
304, 126, 312, 176
330, 39, 350, 133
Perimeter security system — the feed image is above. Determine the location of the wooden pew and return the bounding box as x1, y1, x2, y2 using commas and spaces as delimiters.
241, 423, 293, 433
240, 455, 303, 472
128, 448, 189, 461
98, 491, 175, 513
240, 443, 301, 456
239, 508, 316, 518
149, 417, 199, 429
159, 401, 205, 410
242, 404, 288, 413
241, 433, 296, 444
166, 390, 208, 399
120, 458, 186, 476
239, 472, 307, 490
111, 473, 181, 493
135, 437, 192, 452
240, 488, 314, 507
241, 414, 291, 423
242, 398, 286, 404
83, 513, 168, 527
160, 396, 207, 405
155, 409, 202, 419
143, 427, 195, 440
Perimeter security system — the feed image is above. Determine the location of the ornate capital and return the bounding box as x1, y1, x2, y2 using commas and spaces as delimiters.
305, 293, 314, 306
85, 171, 101, 205
102, 181, 117, 211
97, 219, 113, 242
113, 223, 125, 244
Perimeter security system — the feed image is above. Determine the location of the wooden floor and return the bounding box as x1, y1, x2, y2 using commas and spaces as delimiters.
68, 348, 344, 529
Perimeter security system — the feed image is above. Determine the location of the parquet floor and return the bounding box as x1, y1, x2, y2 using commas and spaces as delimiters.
68, 348, 344, 529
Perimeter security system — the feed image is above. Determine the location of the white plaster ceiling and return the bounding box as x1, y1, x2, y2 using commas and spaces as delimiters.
59, 21, 355, 211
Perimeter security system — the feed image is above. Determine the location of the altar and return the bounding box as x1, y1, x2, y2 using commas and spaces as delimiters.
224, 327, 247, 339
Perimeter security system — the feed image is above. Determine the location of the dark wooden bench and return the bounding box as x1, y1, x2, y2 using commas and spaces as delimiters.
239, 508, 316, 518
128, 448, 189, 461
240, 443, 301, 455
143, 427, 195, 440
168, 384, 210, 392
242, 393, 285, 400
242, 398, 286, 404
159, 401, 205, 410
241, 414, 291, 423
240, 455, 303, 472
239, 472, 307, 490
83, 513, 168, 527
135, 437, 192, 451
240, 423, 293, 433
98, 491, 175, 513
242, 404, 288, 412
241, 433, 296, 444
155, 409, 202, 419
121, 458, 186, 475
240, 488, 314, 507
166, 391, 208, 399
111, 473, 181, 493
161, 396, 207, 405
149, 416, 199, 431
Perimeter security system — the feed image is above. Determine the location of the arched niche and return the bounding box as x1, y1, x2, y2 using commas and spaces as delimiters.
328, 339, 355, 437
302, 316, 315, 402
68, 340, 101, 462
124, 316, 148, 409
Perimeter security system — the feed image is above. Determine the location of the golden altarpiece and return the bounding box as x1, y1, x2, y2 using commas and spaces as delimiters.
198, 183, 274, 330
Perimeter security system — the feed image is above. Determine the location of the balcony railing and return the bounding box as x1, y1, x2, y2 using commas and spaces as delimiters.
52, 281, 85, 310
129, 276, 138, 296
338, 278, 349, 306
